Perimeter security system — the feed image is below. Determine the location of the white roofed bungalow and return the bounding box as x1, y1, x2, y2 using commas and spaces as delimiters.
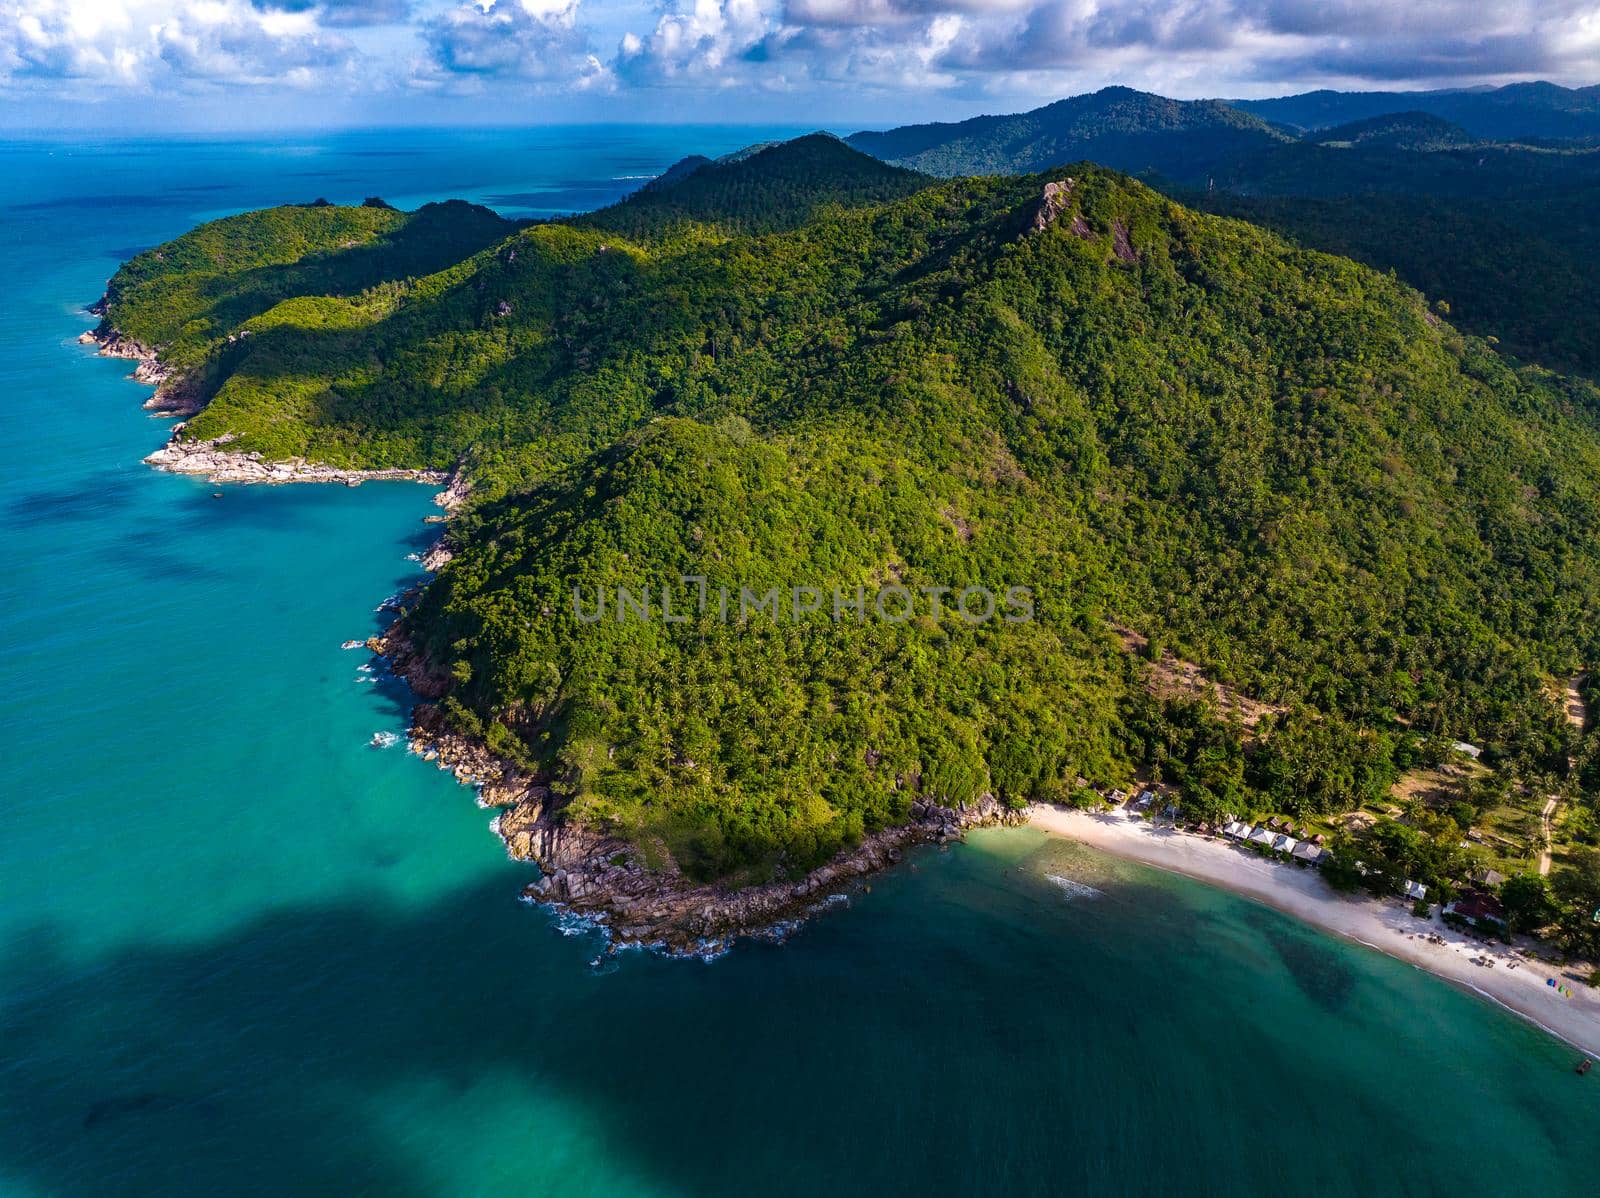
1272, 834, 1299, 854
1404, 880, 1428, 901
1246, 827, 1276, 847
1291, 841, 1324, 865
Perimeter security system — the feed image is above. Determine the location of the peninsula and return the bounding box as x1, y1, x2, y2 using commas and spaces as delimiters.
88, 132, 1600, 980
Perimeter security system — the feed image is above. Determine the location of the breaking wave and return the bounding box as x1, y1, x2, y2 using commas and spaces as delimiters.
1045, 874, 1105, 901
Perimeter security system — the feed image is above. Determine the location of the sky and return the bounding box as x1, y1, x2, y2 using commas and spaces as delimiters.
1, 0, 1598, 132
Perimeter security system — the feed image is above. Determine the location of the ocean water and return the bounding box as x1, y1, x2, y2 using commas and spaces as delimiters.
1, 130, 1597, 1197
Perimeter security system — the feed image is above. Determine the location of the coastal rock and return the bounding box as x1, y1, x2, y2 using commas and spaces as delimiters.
390, 672, 1021, 952
421, 538, 454, 571
143, 434, 449, 487
433, 468, 472, 512
79, 313, 205, 416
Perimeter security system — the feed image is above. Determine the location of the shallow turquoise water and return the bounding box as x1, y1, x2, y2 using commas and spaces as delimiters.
1, 132, 1597, 1197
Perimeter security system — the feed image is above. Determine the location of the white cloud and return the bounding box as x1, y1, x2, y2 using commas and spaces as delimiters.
607, 0, 1600, 97
2, 0, 1597, 112
414, 0, 610, 89
0, 0, 357, 89
615, 0, 776, 85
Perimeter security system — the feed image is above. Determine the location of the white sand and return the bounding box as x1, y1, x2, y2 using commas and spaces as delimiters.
1028, 804, 1600, 1058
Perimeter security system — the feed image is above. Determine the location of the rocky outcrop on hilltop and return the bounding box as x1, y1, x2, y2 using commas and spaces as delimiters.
1031, 177, 1077, 232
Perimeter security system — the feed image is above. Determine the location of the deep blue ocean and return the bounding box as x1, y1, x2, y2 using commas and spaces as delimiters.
1, 128, 1597, 1197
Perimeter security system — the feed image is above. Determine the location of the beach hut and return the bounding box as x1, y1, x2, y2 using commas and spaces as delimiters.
1404, 880, 1428, 901
1444, 891, 1506, 931
1272, 834, 1298, 854
1247, 827, 1276, 848
1291, 841, 1323, 865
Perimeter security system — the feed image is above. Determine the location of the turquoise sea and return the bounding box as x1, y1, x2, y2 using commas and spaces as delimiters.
1, 129, 1597, 1197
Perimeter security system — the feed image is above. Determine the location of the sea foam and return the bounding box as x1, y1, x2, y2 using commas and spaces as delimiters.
1046, 874, 1105, 901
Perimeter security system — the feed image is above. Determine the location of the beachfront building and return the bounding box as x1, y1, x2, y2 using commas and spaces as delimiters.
1443, 891, 1507, 934
1246, 827, 1276, 848
1272, 834, 1298, 855
1404, 880, 1428, 901
1291, 841, 1324, 865
1222, 821, 1251, 840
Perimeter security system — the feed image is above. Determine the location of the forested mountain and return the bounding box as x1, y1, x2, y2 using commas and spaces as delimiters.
1307, 112, 1476, 151
845, 87, 1290, 181
1233, 81, 1600, 141
847, 87, 1600, 379
98, 199, 518, 373
575, 133, 930, 237
103, 138, 1600, 885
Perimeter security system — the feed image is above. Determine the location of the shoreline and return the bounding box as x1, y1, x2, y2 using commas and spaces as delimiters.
1028, 803, 1600, 1058
78, 313, 201, 415
389, 681, 1022, 953
81, 296, 1600, 1025
375, 621, 1021, 953
82, 302, 457, 491
144, 434, 449, 487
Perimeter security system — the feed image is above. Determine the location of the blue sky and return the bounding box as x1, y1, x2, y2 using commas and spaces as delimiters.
2, 0, 1598, 132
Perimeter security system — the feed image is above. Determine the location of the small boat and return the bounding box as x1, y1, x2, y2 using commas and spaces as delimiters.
1578, 1058, 1593, 1076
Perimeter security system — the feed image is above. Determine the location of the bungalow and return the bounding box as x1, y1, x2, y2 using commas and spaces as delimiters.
1444, 890, 1506, 932
1223, 821, 1250, 840
1404, 880, 1428, 901
1471, 868, 1506, 888
1246, 827, 1277, 848
1291, 841, 1324, 865
1272, 834, 1299, 854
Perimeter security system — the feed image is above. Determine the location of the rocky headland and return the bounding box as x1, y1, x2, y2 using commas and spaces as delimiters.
144, 433, 448, 487
373, 621, 1020, 953
84, 296, 455, 490
80, 301, 203, 416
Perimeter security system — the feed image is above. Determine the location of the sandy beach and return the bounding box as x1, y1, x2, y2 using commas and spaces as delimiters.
1029, 804, 1600, 1057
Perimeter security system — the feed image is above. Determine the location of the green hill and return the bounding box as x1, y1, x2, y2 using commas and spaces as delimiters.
1234, 82, 1600, 141
102, 138, 1600, 887
576, 133, 931, 238
1309, 112, 1477, 151
846, 88, 1600, 379
99, 199, 518, 374
846, 87, 1290, 182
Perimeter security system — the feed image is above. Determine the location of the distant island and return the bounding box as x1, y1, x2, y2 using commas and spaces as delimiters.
85, 120, 1600, 978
